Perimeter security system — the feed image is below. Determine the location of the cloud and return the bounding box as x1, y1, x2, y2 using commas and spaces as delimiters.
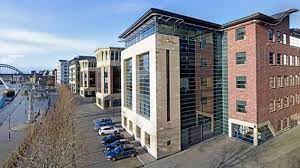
0, 28, 99, 64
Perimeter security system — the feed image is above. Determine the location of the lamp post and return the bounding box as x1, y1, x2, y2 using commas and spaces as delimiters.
8, 114, 11, 141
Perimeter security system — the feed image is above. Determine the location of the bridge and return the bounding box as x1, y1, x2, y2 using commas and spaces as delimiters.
0, 64, 30, 83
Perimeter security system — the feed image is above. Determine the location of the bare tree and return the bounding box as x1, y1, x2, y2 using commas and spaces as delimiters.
3, 86, 85, 168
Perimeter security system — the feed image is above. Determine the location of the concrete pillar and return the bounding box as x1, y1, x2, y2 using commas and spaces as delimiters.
228, 120, 232, 137
253, 125, 258, 146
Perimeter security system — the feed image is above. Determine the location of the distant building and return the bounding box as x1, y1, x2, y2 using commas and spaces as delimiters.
69, 56, 95, 94
79, 57, 97, 97
95, 47, 123, 111
56, 60, 69, 85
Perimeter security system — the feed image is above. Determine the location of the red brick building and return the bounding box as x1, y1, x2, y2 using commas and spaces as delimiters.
226, 9, 300, 145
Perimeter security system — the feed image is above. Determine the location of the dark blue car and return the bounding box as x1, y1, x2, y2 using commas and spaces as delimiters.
93, 118, 113, 131
105, 146, 137, 161
104, 139, 129, 151
101, 134, 124, 144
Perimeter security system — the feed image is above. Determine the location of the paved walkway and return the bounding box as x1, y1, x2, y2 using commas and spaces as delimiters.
144, 126, 300, 168
75, 97, 142, 168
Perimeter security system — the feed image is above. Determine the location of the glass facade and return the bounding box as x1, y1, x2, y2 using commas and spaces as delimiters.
138, 53, 150, 118
122, 14, 228, 149
155, 17, 228, 149
124, 58, 133, 109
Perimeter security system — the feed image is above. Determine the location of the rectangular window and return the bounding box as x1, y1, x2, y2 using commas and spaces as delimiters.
104, 67, 108, 93
277, 97, 283, 110
124, 58, 132, 109
145, 132, 151, 147
136, 126, 141, 139
284, 96, 289, 108
236, 76, 246, 88
200, 58, 208, 67
201, 97, 208, 108
236, 52, 246, 64
283, 55, 288, 65
236, 100, 247, 113
123, 116, 127, 127
138, 53, 150, 118
129, 120, 133, 131
268, 29, 274, 41
270, 76, 276, 88
201, 77, 208, 88
290, 75, 294, 86
270, 100, 276, 112
166, 50, 170, 122
277, 76, 283, 88
290, 56, 294, 66
269, 52, 275, 65
113, 66, 121, 93
276, 31, 281, 43
110, 51, 115, 61
276, 53, 282, 65
283, 33, 287, 44
104, 100, 110, 108
235, 27, 246, 40
284, 76, 289, 87
290, 95, 295, 106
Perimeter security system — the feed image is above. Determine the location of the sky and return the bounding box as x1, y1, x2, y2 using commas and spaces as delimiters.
0, 0, 299, 72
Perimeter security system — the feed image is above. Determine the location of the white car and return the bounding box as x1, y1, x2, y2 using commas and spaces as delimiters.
98, 126, 120, 136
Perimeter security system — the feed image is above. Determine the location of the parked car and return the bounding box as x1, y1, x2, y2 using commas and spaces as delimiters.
101, 133, 124, 144
105, 146, 137, 161
94, 118, 112, 125
98, 126, 121, 136
104, 139, 130, 152
93, 119, 114, 131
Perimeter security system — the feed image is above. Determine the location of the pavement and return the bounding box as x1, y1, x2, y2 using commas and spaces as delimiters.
75, 96, 142, 168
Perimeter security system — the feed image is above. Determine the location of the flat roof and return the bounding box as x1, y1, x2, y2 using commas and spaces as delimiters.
119, 8, 299, 38
119, 8, 222, 38
94, 47, 124, 53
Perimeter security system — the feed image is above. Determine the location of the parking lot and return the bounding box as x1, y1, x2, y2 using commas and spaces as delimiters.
74, 97, 143, 168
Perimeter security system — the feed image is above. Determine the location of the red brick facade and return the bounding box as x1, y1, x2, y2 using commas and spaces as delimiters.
227, 16, 300, 132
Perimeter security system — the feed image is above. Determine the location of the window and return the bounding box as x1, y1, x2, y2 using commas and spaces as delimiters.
276, 54, 282, 65
145, 132, 150, 147
236, 52, 246, 64
290, 95, 295, 106
124, 58, 132, 109
277, 76, 283, 88
284, 76, 289, 87
276, 31, 281, 43
200, 58, 208, 67
296, 94, 300, 104
112, 99, 121, 107
123, 116, 127, 127
166, 50, 170, 122
236, 100, 247, 113
290, 56, 294, 66
236, 76, 246, 88
283, 33, 287, 44
201, 77, 208, 88
277, 97, 283, 110
115, 51, 119, 60
283, 55, 288, 65
110, 51, 115, 61
138, 53, 150, 118
136, 126, 141, 139
284, 96, 289, 108
269, 52, 275, 65
270, 100, 276, 112
268, 29, 274, 41
129, 120, 133, 131
105, 51, 108, 60
104, 100, 110, 108
200, 37, 207, 49
290, 75, 294, 86
201, 97, 208, 108
270, 76, 276, 88
235, 27, 246, 40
